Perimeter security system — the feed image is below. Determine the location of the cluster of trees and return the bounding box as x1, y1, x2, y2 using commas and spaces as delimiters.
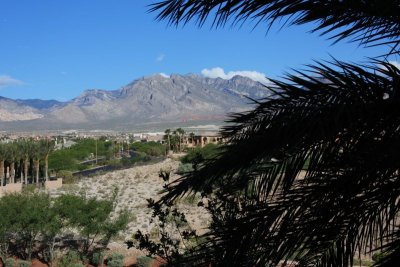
178, 143, 221, 173
181, 143, 220, 165
49, 139, 108, 172
50, 138, 168, 176
143, 1, 400, 266
164, 128, 194, 153
130, 141, 166, 157
0, 139, 54, 186
0, 191, 128, 265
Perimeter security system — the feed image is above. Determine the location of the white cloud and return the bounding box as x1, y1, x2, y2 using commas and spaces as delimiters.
156, 53, 165, 62
159, 73, 170, 78
0, 75, 24, 88
389, 61, 400, 70
201, 67, 270, 84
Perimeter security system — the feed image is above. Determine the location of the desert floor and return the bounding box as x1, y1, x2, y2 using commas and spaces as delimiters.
49, 158, 210, 258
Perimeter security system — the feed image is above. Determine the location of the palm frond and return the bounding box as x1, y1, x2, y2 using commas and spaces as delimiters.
373, 229, 400, 267
157, 60, 400, 266
150, 0, 400, 54
161, 60, 400, 200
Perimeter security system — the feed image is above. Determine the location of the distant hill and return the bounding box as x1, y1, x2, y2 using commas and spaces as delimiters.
0, 74, 270, 131
14, 98, 65, 110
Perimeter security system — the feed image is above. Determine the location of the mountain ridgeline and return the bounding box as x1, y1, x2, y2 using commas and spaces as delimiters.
0, 74, 270, 131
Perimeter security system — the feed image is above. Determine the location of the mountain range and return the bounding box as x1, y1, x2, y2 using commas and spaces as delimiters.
0, 74, 270, 131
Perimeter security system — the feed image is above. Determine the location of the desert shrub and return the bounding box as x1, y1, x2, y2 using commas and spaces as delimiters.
57, 170, 75, 184
53, 194, 128, 254
176, 163, 193, 174
21, 184, 37, 194
0, 193, 61, 260
92, 251, 105, 266
0, 192, 127, 263
4, 258, 15, 267
17, 260, 30, 267
58, 250, 81, 267
136, 256, 153, 267
149, 226, 160, 239
107, 253, 124, 267
143, 155, 151, 162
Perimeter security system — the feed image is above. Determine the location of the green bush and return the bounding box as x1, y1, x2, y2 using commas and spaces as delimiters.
143, 155, 152, 162
17, 260, 30, 267
137, 256, 153, 267
107, 253, 124, 267
4, 258, 15, 267
91, 251, 105, 266
0, 192, 127, 264
0, 193, 61, 261
57, 170, 75, 184
181, 143, 220, 165
176, 163, 193, 174
53, 194, 128, 254
21, 184, 37, 194
149, 226, 160, 239
58, 250, 81, 267
131, 141, 166, 157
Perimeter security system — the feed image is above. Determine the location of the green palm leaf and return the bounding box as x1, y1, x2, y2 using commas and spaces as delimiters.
150, 0, 400, 54
159, 61, 400, 266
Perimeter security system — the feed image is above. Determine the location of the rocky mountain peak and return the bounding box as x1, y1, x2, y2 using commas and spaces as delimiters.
0, 73, 272, 130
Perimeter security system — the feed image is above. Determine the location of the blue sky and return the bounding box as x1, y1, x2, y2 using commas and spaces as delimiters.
0, 0, 398, 101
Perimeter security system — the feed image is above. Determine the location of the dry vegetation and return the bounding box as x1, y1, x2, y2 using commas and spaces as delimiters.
50, 158, 210, 250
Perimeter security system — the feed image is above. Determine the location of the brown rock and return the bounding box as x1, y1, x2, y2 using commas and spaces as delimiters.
123, 256, 137, 267
150, 256, 167, 267
30, 259, 48, 267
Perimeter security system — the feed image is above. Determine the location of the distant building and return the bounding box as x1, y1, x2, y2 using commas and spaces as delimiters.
185, 135, 224, 148
133, 133, 164, 143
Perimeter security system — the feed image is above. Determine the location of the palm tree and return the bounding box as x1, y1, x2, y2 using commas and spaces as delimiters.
189, 132, 195, 146
171, 130, 180, 152
18, 139, 31, 185
176, 128, 185, 152
149, 1, 400, 266
40, 139, 55, 181
164, 128, 172, 153
31, 141, 41, 185
15, 144, 24, 184
6, 143, 17, 184
0, 143, 6, 186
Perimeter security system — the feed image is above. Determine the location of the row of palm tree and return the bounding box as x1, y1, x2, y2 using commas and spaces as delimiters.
164, 128, 188, 152
0, 139, 55, 186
